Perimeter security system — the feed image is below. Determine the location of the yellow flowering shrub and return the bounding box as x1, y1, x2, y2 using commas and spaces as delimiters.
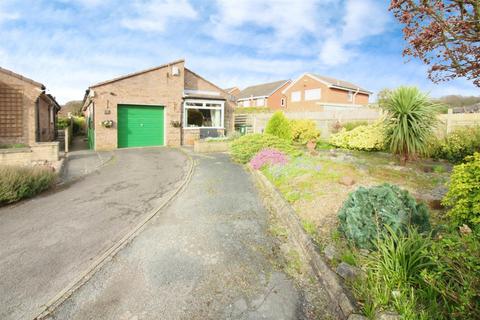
329, 122, 385, 151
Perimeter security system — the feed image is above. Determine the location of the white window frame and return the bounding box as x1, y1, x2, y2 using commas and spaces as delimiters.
291, 91, 301, 102
347, 91, 353, 102
281, 97, 286, 107
183, 99, 225, 129
305, 88, 321, 101
256, 98, 265, 107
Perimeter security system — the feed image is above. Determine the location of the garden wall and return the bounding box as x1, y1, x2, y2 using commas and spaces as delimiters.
0, 142, 59, 166
238, 108, 381, 138
235, 109, 480, 138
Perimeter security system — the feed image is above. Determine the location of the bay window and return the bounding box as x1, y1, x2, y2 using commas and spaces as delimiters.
183, 100, 224, 129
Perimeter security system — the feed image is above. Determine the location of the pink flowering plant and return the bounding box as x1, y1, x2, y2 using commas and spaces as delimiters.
249, 148, 289, 170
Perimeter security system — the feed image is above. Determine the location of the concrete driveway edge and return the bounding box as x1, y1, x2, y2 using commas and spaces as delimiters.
34, 149, 195, 320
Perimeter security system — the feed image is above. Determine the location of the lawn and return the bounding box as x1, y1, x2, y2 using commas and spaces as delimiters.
261, 149, 451, 242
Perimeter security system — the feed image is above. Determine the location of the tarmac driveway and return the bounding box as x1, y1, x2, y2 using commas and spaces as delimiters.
0, 148, 189, 320
46, 153, 331, 320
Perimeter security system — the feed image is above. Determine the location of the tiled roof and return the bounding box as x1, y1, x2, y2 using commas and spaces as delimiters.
0, 66, 44, 88
237, 80, 289, 100
310, 73, 370, 93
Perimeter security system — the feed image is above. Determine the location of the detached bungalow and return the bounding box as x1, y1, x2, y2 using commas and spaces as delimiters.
237, 80, 291, 109
281, 73, 371, 112
0, 67, 60, 146
83, 59, 235, 150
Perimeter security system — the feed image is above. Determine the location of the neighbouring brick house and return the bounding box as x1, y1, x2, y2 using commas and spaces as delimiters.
0, 67, 60, 146
280, 73, 371, 112
237, 80, 291, 110
224, 87, 241, 99
83, 59, 235, 151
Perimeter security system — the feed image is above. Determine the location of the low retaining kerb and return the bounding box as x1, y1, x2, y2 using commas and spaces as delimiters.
249, 166, 356, 319
193, 140, 230, 153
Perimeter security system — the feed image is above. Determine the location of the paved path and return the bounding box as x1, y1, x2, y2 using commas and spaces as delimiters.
48, 153, 315, 320
0, 148, 189, 320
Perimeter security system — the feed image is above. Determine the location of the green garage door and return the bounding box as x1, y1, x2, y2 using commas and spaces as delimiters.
117, 105, 164, 148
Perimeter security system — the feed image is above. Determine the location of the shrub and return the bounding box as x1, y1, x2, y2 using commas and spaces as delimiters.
356, 227, 432, 319
250, 148, 288, 170
230, 133, 301, 163
356, 227, 480, 320
432, 126, 480, 163
265, 111, 292, 140
338, 184, 430, 249
72, 116, 86, 135
381, 86, 440, 161
57, 117, 70, 129
329, 122, 385, 151
421, 230, 480, 319
290, 119, 320, 144
343, 121, 369, 131
0, 166, 57, 204
442, 153, 480, 226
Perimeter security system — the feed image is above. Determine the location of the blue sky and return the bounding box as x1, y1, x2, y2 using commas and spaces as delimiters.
0, 0, 478, 104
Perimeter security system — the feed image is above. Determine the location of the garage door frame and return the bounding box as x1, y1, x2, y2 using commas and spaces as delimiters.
117, 104, 166, 148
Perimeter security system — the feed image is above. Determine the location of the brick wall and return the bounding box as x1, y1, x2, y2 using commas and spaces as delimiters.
184, 69, 235, 134
283, 74, 369, 112
0, 142, 59, 166
0, 73, 40, 145
90, 61, 185, 150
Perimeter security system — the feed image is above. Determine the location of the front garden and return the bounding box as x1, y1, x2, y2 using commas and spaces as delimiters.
230, 87, 480, 320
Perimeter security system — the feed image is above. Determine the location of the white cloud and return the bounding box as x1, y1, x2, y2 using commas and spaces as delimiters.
209, 0, 332, 52
0, 0, 19, 24
319, 0, 389, 66
122, 0, 197, 32
318, 38, 352, 66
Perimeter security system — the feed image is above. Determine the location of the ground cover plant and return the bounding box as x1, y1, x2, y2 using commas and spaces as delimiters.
249, 148, 288, 170
230, 133, 301, 164
0, 166, 57, 205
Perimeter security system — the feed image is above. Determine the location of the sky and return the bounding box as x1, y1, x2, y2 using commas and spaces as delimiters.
0, 0, 478, 104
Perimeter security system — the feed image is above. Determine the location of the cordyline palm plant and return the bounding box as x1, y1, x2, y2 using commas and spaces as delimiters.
381, 87, 440, 162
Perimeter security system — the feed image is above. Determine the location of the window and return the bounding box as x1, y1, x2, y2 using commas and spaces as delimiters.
256, 98, 265, 107
291, 91, 301, 102
184, 100, 224, 129
305, 88, 321, 101
348, 91, 353, 102
243, 100, 250, 107
281, 97, 286, 107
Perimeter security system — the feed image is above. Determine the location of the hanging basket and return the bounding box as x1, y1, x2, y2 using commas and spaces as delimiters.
101, 120, 114, 128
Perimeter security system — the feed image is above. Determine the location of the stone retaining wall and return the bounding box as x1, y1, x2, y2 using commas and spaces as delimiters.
0, 142, 59, 166
249, 166, 356, 319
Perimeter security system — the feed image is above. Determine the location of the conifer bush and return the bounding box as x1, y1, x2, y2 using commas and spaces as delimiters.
338, 184, 430, 249
265, 111, 292, 140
